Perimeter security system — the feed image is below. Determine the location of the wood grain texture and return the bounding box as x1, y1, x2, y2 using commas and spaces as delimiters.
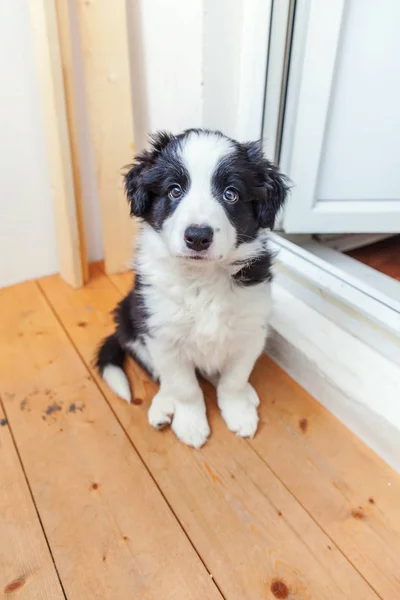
0, 281, 221, 600
0, 405, 64, 600
29, 0, 84, 287
248, 357, 400, 599
40, 264, 380, 600
75, 0, 137, 274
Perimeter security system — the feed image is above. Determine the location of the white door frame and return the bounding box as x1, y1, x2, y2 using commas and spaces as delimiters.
262, 0, 294, 162
280, 0, 400, 233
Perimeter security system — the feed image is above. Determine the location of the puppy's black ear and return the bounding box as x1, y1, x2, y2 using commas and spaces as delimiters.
124, 155, 152, 217
244, 140, 290, 229
124, 131, 173, 217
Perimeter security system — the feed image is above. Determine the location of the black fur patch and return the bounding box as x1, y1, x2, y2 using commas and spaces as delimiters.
95, 334, 125, 375
232, 252, 274, 286
211, 150, 261, 245
96, 274, 156, 381
212, 140, 289, 241
124, 132, 190, 230
242, 141, 290, 230
113, 278, 149, 345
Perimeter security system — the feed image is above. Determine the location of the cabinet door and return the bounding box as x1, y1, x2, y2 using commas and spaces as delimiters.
281, 0, 400, 233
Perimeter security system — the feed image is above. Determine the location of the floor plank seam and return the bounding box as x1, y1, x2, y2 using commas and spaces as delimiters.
35, 280, 227, 600
0, 392, 68, 599
246, 441, 383, 600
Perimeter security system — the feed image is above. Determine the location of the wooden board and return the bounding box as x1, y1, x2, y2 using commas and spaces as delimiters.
0, 404, 64, 599
75, 0, 138, 274
0, 281, 221, 600
55, 0, 89, 283
40, 265, 380, 600
29, 0, 85, 287
348, 235, 400, 281
249, 358, 400, 599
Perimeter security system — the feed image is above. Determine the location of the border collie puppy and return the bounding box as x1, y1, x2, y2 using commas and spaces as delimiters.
96, 129, 289, 448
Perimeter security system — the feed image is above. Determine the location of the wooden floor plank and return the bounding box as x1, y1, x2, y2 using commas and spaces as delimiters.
347, 235, 400, 281
0, 281, 221, 600
249, 359, 400, 599
40, 265, 380, 599
0, 404, 64, 600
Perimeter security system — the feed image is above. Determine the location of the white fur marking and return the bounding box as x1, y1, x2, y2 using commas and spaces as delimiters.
162, 132, 237, 261
127, 338, 158, 379
171, 402, 210, 448
148, 392, 174, 429
102, 365, 131, 404
218, 384, 260, 438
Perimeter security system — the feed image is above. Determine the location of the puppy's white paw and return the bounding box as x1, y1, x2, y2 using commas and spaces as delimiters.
218, 384, 260, 438
172, 403, 210, 449
148, 392, 175, 430
247, 383, 260, 407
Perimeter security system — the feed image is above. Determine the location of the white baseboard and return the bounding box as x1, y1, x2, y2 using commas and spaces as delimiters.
267, 285, 400, 473
269, 234, 400, 365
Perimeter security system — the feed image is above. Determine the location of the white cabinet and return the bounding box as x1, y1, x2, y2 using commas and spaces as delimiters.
281, 0, 400, 233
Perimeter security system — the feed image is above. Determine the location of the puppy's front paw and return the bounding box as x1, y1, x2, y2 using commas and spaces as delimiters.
218, 383, 260, 438
148, 392, 175, 429
172, 403, 210, 449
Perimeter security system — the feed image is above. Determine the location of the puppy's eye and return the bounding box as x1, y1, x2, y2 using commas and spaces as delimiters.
168, 185, 183, 200
223, 187, 239, 203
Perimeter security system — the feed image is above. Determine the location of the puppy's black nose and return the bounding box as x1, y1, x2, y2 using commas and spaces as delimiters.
184, 225, 214, 251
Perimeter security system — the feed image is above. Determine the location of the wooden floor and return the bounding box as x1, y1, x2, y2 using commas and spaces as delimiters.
1, 264, 400, 599
347, 234, 400, 281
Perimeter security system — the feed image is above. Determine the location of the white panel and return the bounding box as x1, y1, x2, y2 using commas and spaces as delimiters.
203, 0, 243, 138
127, 0, 269, 146
0, 0, 58, 287
318, 0, 400, 201
131, 0, 203, 138
282, 0, 400, 233
203, 0, 271, 141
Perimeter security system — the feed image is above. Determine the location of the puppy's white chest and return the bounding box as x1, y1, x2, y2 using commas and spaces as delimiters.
146, 270, 270, 373
182, 283, 234, 342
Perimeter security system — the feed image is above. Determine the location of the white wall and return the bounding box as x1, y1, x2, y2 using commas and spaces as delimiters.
128, 0, 204, 144
127, 0, 269, 148
0, 0, 268, 287
0, 0, 59, 287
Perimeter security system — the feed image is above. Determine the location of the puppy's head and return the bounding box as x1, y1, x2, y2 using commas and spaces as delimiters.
125, 129, 289, 263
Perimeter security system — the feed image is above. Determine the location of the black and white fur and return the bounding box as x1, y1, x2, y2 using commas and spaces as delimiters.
96, 129, 289, 448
